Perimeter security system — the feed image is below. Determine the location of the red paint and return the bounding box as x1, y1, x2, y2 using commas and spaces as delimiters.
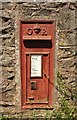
20, 20, 55, 109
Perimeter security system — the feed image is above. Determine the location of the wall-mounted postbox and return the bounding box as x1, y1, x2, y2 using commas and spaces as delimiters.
20, 20, 55, 109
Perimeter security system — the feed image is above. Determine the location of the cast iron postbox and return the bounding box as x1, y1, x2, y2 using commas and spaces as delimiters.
20, 20, 55, 109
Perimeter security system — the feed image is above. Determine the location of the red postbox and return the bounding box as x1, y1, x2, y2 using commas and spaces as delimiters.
20, 20, 55, 109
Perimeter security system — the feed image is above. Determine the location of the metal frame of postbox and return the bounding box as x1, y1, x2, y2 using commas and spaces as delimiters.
20, 20, 55, 109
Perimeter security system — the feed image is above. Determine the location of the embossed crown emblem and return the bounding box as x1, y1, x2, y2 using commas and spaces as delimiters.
34, 23, 41, 34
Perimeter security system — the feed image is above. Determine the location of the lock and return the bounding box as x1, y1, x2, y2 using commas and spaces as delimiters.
31, 81, 37, 90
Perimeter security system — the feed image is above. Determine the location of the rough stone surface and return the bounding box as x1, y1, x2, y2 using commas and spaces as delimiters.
0, 1, 77, 118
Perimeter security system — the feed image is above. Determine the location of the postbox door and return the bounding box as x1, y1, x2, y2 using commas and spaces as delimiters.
26, 53, 49, 103
20, 20, 55, 109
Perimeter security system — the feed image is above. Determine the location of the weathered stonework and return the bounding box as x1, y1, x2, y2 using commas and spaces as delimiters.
0, 1, 77, 118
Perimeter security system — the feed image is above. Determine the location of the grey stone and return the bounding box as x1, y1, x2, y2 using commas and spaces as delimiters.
7, 72, 15, 80
58, 31, 75, 46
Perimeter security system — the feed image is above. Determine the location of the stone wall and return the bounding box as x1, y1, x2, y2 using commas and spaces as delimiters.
0, 1, 77, 118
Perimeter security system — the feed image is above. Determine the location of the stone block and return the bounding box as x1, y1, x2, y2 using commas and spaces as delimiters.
57, 31, 75, 46
57, 5, 76, 30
